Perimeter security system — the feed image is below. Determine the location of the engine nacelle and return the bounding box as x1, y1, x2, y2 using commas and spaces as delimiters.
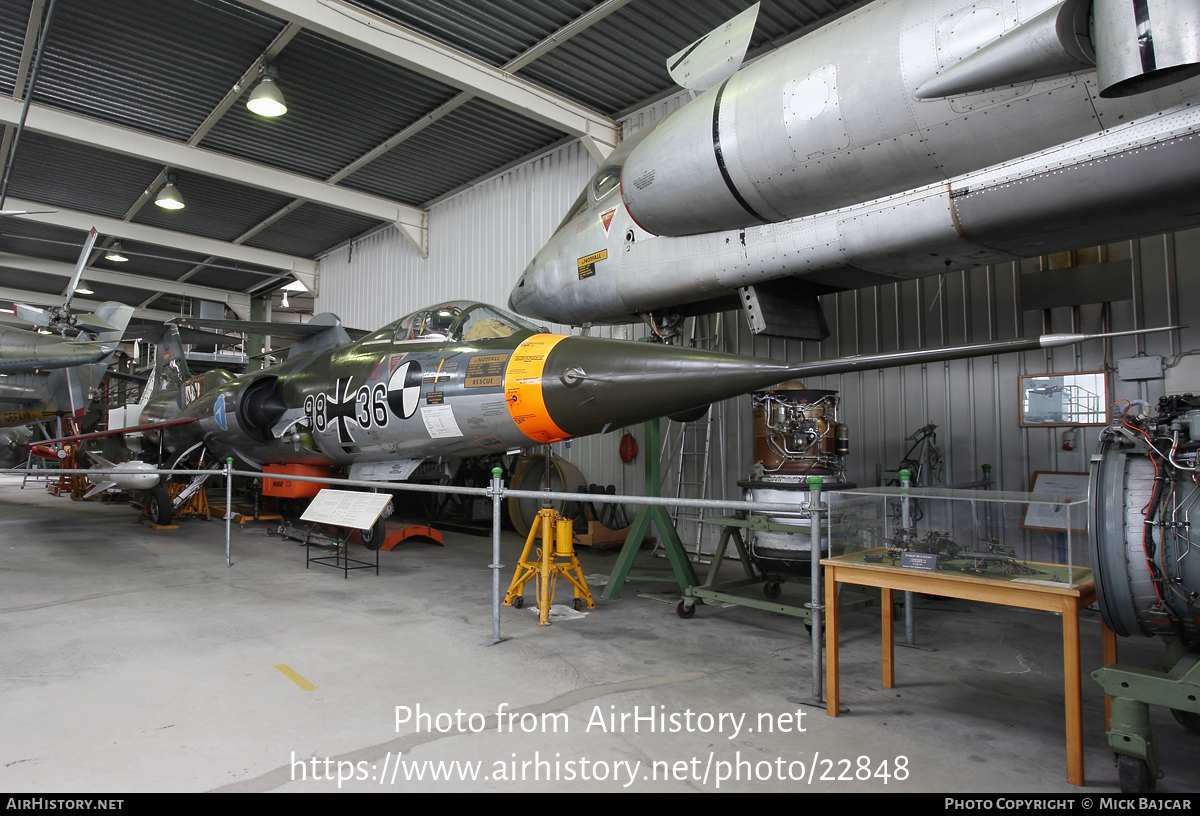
1092, 0, 1200, 98
172, 375, 303, 467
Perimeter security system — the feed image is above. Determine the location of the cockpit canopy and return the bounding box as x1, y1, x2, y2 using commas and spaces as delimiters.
361, 302, 543, 346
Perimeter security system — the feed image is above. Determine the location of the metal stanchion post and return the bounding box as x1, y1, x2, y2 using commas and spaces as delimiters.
808, 475, 824, 704
225, 457, 233, 568
487, 466, 508, 646
789, 475, 847, 711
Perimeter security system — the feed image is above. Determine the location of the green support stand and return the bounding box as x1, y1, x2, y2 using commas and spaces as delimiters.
1091, 640, 1200, 789
603, 419, 699, 599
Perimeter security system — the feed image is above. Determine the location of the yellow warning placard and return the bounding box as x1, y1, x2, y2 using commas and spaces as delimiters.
465, 353, 508, 388
504, 335, 569, 444
577, 249, 607, 280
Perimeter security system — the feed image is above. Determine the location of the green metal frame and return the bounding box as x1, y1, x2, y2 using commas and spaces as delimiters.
1092, 646, 1200, 779
682, 515, 872, 620
603, 419, 698, 599
602, 421, 872, 622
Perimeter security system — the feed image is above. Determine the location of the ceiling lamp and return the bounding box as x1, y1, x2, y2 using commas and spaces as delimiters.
104, 241, 128, 262
74, 285, 93, 295
155, 173, 185, 210
247, 63, 287, 117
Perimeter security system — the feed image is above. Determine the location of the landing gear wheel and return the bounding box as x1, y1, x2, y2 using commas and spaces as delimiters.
148, 487, 173, 526
763, 582, 782, 600
359, 517, 387, 551
512, 596, 524, 609
1117, 755, 1155, 793
1171, 707, 1200, 735
676, 599, 696, 619
572, 597, 585, 612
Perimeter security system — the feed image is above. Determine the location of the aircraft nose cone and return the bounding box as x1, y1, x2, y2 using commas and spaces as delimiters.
525, 336, 796, 439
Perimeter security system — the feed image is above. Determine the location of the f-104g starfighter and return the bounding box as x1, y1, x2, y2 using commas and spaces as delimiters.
132, 300, 1164, 481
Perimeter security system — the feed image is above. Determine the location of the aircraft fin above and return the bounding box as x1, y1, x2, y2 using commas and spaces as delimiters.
85, 450, 116, 469
667, 2, 759, 92
150, 324, 192, 395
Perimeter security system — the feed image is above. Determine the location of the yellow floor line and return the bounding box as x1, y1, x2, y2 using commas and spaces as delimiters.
274, 664, 318, 691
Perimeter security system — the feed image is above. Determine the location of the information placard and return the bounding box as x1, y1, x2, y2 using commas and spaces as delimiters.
300, 489, 392, 530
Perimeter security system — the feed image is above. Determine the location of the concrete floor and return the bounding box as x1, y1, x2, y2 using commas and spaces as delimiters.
1, 477, 1197, 794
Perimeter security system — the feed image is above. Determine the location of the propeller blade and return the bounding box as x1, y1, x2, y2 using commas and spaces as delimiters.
62, 227, 99, 311
15, 303, 51, 326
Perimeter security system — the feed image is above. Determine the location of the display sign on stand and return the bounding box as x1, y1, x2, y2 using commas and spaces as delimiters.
298, 489, 393, 578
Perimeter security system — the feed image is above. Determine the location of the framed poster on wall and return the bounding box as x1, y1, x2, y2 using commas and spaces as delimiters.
1019, 372, 1109, 427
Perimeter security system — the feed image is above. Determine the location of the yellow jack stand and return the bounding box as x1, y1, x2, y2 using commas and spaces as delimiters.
167, 481, 210, 520
503, 508, 596, 625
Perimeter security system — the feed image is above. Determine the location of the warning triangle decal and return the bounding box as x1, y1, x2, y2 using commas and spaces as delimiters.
600, 208, 617, 236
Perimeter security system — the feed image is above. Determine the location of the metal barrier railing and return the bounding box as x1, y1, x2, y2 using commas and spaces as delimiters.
2, 465, 814, 647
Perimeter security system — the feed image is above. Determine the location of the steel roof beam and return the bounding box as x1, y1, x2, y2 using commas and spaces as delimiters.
0, 97, 427, 254
326, 0, 634, 180
0, 252, 252, 318
239, 0, 620, 160
2, 197, 317, 287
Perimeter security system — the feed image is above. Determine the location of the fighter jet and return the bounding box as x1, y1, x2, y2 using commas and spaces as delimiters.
87, 300, 1165, 530
509, 0, 1200, 339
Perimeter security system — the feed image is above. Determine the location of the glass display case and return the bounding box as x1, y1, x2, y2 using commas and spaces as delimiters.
821, 485, 1091, 587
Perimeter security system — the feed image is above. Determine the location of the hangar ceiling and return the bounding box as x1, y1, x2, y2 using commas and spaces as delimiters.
0, 0, 860, 331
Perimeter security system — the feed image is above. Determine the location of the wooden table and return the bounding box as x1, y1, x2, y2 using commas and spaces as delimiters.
821, 554, 1097, 786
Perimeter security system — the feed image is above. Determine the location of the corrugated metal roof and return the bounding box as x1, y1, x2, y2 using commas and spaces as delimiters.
0, 220, 92, 265
0, 0, 32, 98
344, 0, 595, 67
0, 0, 849, 318
30, 0, 285, 142
241, 202, 384, 258
75, 278, 157, 305
131, 169, 294, 243
90, 238, 211, 282
0, 264, 66, 295
198, 29, 460, 180
182, 262, 284, 292
517, 0, 858, 114
339, 97, 564, 206
5, 131, 162, 218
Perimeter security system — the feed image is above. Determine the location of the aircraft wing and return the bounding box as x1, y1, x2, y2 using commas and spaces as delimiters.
122, 324, 242, 347
39, 417, 198, 446
170, 317, 370, 341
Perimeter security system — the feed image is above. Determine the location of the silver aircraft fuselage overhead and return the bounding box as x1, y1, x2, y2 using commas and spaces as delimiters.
509, 0, 1200, 335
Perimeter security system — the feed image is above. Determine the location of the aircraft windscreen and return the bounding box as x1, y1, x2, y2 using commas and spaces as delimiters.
455, 305, 541, 341
591, 165, 621, 199
392, 303, 541, 344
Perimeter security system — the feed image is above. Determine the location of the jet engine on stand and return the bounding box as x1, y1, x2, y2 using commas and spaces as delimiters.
740, 383, 853, 576
1090, 393, 1200, 792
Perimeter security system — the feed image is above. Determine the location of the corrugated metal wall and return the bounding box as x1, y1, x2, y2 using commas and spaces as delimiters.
316, 92, 1200, 554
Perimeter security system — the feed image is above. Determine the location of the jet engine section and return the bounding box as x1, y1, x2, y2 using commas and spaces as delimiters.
237, 376, 287, 444
1090, 394, 1200, 640
177, 376, 320, 468
740, 384, 854, 576
1092, 0, 1200, 98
